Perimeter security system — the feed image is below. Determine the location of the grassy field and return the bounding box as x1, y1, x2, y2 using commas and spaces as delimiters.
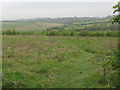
2, 35, 118, 88
1, 22, 61, 32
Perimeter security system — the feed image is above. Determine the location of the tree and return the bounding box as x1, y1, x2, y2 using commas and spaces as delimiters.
110, 2, 120, 24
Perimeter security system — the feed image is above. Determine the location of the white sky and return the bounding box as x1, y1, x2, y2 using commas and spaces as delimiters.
0, 0, 119, 20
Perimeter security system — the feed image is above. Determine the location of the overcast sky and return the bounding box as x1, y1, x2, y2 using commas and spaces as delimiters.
1, 1, 119, 20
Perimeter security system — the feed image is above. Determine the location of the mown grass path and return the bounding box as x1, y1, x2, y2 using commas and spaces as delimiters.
48, 51, 98, 88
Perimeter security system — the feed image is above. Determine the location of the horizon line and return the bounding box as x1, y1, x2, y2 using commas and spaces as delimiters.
1, 15, 113, 21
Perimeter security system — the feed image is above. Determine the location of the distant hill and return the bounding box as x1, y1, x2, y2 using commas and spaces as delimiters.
2, 15, 114, 24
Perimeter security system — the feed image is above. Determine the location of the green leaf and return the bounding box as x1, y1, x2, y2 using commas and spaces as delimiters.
113, 4, 118, 9
113, 9, 119, 14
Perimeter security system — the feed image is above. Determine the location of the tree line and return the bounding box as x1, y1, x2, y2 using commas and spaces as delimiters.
2, 29, 119, 37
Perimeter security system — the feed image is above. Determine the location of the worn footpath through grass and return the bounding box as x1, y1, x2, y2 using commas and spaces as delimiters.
2, 36, 118, 88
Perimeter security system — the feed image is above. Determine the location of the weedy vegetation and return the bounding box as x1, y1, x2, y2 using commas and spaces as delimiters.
2, 36, 118, 88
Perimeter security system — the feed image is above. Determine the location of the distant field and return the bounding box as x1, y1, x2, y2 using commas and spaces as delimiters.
74, 20, 109, 25
2, 36, 118, 88
1, 22, 61, 32
1, 20, 118, 33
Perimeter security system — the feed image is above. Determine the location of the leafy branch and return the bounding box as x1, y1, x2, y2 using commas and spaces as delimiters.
110, 2, 120, 24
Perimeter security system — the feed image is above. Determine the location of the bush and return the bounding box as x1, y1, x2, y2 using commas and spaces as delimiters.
2, 29, 118, 37
94, 32, 105, 36
79, 30, 89, 36
3, 29, 19, 35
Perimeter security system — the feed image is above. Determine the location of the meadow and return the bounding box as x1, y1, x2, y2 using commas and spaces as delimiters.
2, 16, 119, 88
2, 36, 118, 88
1, 22, 61, 32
